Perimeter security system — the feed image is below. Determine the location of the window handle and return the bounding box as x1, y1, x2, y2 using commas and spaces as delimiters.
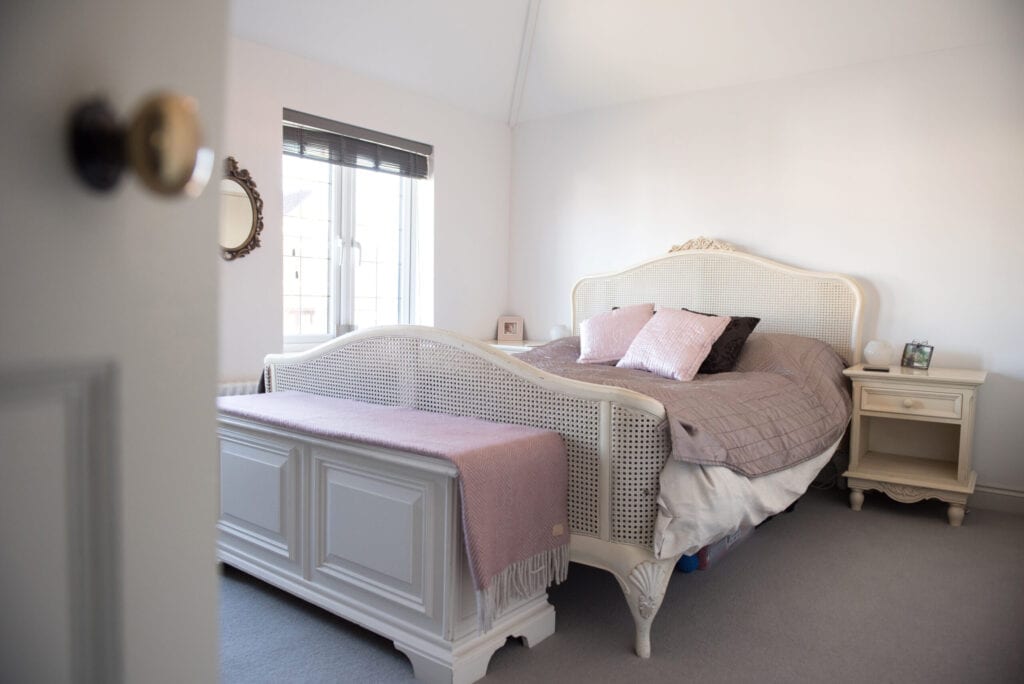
352, 239, 362, 266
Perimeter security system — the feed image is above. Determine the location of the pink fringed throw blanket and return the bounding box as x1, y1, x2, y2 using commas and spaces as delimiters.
217, 391, 569, 630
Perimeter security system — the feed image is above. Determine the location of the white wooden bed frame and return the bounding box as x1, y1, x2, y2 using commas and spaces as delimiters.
247, 238, 864, 661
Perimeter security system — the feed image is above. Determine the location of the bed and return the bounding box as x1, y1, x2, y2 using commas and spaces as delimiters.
257, 237, 864, 658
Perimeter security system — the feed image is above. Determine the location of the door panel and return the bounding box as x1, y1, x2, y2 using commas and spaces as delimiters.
0, 366, 116, 681
0, 1, 227, 681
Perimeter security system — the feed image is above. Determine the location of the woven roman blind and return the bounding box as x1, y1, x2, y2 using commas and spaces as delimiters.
282, 108, 432, 180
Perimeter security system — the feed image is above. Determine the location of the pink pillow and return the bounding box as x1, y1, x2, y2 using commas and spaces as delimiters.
577, 303, 655, 364
617, 309, 731, 381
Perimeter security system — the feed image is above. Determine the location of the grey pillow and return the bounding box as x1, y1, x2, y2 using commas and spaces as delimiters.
681, 308, 760, 374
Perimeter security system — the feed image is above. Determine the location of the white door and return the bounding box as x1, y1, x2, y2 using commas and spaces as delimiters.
0, 2, 226, 681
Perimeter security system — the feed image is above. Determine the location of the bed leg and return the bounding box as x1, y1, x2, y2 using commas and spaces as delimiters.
621, 559, 676, 658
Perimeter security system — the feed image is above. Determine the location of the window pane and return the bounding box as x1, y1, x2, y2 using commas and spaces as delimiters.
283, 256, 301, 296
282, 155, 333, 337
376, 262, 399, 301
353, 168, 404, 329
282, 234, 301, 259
283, 154, 330, 183
299, 257, 329, 297
301, 296, 329, 334
283, 296, 302, 337
283, 295, 330, 337
298, 182, 331, 221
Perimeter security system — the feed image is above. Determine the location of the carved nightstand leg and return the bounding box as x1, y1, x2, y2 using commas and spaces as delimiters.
948, 504, 966, 527
849, 488, 864, 511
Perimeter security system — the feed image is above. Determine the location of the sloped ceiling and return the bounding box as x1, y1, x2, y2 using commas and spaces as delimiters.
230, 0, 1023, 125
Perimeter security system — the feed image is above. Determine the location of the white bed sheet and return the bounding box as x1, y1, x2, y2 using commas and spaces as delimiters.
654, 437, 839, 558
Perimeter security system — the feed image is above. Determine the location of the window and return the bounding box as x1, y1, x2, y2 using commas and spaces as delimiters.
282, 111, 431, 344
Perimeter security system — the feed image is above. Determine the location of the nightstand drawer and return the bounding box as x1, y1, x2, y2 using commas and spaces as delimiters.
860, 387, 963, 420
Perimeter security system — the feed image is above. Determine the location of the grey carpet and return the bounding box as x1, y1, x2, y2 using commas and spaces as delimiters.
220, 488, 1024, 683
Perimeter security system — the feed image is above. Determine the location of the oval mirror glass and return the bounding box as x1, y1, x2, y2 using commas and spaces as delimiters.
219, 177, 254, 249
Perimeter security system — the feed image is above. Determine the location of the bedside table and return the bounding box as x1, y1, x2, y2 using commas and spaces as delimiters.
486, 340, 545, 354
843, 364, 986, 526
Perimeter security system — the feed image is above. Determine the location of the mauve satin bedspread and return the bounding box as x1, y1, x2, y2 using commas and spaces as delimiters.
516, 333, 851, 478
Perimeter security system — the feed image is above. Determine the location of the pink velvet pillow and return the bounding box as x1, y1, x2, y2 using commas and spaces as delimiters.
616, 308, 731, 381
577, 303, 655, 364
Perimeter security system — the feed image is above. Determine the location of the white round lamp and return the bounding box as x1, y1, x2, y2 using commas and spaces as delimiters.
549, 324, 571, 340
863, 340, 894, 367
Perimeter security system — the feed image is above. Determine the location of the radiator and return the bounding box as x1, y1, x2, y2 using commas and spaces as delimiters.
217, 381, 259, 397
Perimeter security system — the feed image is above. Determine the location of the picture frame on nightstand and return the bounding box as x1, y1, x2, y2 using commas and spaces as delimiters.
901, 341, 933, 370
497, 315, 524, 342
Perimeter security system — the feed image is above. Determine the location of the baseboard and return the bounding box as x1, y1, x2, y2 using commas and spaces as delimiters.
971, 485, 1024, 516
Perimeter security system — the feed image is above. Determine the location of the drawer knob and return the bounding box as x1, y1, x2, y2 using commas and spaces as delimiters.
902, 398, 914, 409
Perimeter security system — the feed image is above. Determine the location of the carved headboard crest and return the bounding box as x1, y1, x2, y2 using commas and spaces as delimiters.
668, 236, 734, 253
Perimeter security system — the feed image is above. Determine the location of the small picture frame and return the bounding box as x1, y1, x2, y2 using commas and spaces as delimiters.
901, 341, 934, 370
497, 315, 524, 342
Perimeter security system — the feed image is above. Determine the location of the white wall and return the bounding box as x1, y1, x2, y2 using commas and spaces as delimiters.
510, 43, 1024, 491
219, 38, 511, 380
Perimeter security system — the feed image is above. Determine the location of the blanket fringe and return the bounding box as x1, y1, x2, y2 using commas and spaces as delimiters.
476, 544, 569, 633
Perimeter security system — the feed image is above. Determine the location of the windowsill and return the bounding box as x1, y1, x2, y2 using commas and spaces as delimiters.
283, 339, 332, 353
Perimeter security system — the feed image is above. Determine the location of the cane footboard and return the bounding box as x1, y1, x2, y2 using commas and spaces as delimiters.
265, 328, 668, 547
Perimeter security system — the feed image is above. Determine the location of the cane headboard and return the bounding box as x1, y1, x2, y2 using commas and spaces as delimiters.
571, 238, 864, 365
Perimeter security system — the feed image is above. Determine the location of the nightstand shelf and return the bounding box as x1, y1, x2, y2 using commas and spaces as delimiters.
851, 452, 972, 492
843, 364, 986, 526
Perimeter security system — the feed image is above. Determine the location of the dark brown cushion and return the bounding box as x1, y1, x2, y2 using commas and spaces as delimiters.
681, 308, 760, 374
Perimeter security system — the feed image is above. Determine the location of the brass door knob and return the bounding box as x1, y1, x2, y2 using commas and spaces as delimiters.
69, 92, 213, 197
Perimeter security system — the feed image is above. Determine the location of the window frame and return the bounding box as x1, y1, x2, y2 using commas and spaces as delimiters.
283, 160, 417, 348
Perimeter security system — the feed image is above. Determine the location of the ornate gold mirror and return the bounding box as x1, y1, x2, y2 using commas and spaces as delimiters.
219, 156, 263, 260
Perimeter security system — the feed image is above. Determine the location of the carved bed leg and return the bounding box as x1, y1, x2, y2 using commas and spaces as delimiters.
571, 536, 680, 660
623, 559, 676, 658
849, 488, 864, 511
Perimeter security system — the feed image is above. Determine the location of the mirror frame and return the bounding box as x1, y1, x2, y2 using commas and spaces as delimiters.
220, 156, 264, 261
